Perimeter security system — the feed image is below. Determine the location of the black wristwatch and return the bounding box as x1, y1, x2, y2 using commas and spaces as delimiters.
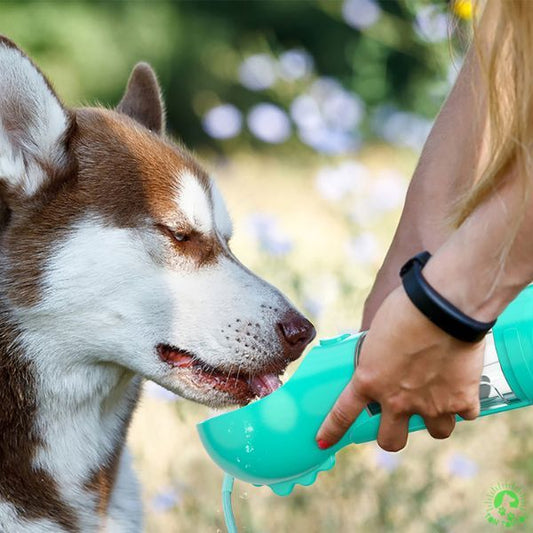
400, 251, 496, 343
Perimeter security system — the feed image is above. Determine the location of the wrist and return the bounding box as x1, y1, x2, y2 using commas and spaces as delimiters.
387, 285, 469, 349
422, 246, 523, 323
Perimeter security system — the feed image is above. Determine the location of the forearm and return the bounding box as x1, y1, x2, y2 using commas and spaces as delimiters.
424, 164, 533, 322
362, 49, 486, 328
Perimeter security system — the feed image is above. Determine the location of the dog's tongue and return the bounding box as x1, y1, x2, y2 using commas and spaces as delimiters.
248, 373, 282, 398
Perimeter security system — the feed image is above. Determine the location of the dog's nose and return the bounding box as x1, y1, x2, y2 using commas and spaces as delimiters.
277, 312, 316, 359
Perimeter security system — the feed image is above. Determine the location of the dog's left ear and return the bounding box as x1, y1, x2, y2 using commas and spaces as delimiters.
117, 62, 165, 135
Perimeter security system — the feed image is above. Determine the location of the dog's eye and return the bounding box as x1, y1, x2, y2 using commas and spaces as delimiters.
156, 224, 192, 244
172, 231, 190, 243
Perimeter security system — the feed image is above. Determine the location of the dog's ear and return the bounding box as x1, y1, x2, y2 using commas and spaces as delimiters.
116, 63, 165, 135
0, 36, 71, 198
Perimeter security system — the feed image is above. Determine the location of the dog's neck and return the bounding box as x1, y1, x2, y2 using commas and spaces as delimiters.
0, 308, 141, 531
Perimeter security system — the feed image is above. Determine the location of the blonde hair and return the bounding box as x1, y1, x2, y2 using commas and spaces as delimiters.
455, 0, 533, 226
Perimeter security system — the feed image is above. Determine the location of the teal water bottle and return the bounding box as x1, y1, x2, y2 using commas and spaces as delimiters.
198, 285, 533, 497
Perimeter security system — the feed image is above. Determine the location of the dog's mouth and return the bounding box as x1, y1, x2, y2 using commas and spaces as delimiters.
157, 344, 284, 405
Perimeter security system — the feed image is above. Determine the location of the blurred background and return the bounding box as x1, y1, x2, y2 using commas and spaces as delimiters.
2, 1, 532, 532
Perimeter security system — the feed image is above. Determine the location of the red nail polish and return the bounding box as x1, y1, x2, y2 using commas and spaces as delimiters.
317, 439, 330, 450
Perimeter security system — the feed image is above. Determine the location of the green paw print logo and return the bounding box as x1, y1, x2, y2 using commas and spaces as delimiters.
485, 483, 527, 528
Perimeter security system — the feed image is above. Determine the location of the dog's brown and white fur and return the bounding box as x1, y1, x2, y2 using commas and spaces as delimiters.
0, 37, 315, 532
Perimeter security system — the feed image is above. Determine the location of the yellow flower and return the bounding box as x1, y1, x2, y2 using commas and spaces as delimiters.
453, 0, 473, 20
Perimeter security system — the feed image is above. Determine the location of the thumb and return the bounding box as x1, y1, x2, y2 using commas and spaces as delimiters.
316, 378, 368, 449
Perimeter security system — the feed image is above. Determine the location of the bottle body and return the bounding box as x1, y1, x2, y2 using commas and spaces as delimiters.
479, 332, 523, 411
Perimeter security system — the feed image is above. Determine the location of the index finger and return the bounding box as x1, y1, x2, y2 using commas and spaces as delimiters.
315, 378, 368, 449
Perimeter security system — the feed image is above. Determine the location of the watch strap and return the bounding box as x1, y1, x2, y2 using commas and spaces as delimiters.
400, 251, 496, 343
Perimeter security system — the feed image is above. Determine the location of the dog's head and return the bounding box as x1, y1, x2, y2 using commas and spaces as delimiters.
0, 37, 315, 407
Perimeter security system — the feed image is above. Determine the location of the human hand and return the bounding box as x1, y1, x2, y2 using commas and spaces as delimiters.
316, 285, 484, 451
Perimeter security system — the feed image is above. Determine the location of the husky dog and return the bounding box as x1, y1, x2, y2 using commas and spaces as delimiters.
0, 37, 315, 532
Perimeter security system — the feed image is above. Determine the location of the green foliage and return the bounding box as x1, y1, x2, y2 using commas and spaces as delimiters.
0, 0, 463, 151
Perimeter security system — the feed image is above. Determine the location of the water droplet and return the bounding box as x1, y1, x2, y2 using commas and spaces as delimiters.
239, 491, 248, 500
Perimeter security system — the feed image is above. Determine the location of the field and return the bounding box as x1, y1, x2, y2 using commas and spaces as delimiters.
0, 1, 526, 531
129, 150, 533, 533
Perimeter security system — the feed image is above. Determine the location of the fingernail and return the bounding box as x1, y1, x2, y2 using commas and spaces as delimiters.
317, 439, 330, 450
